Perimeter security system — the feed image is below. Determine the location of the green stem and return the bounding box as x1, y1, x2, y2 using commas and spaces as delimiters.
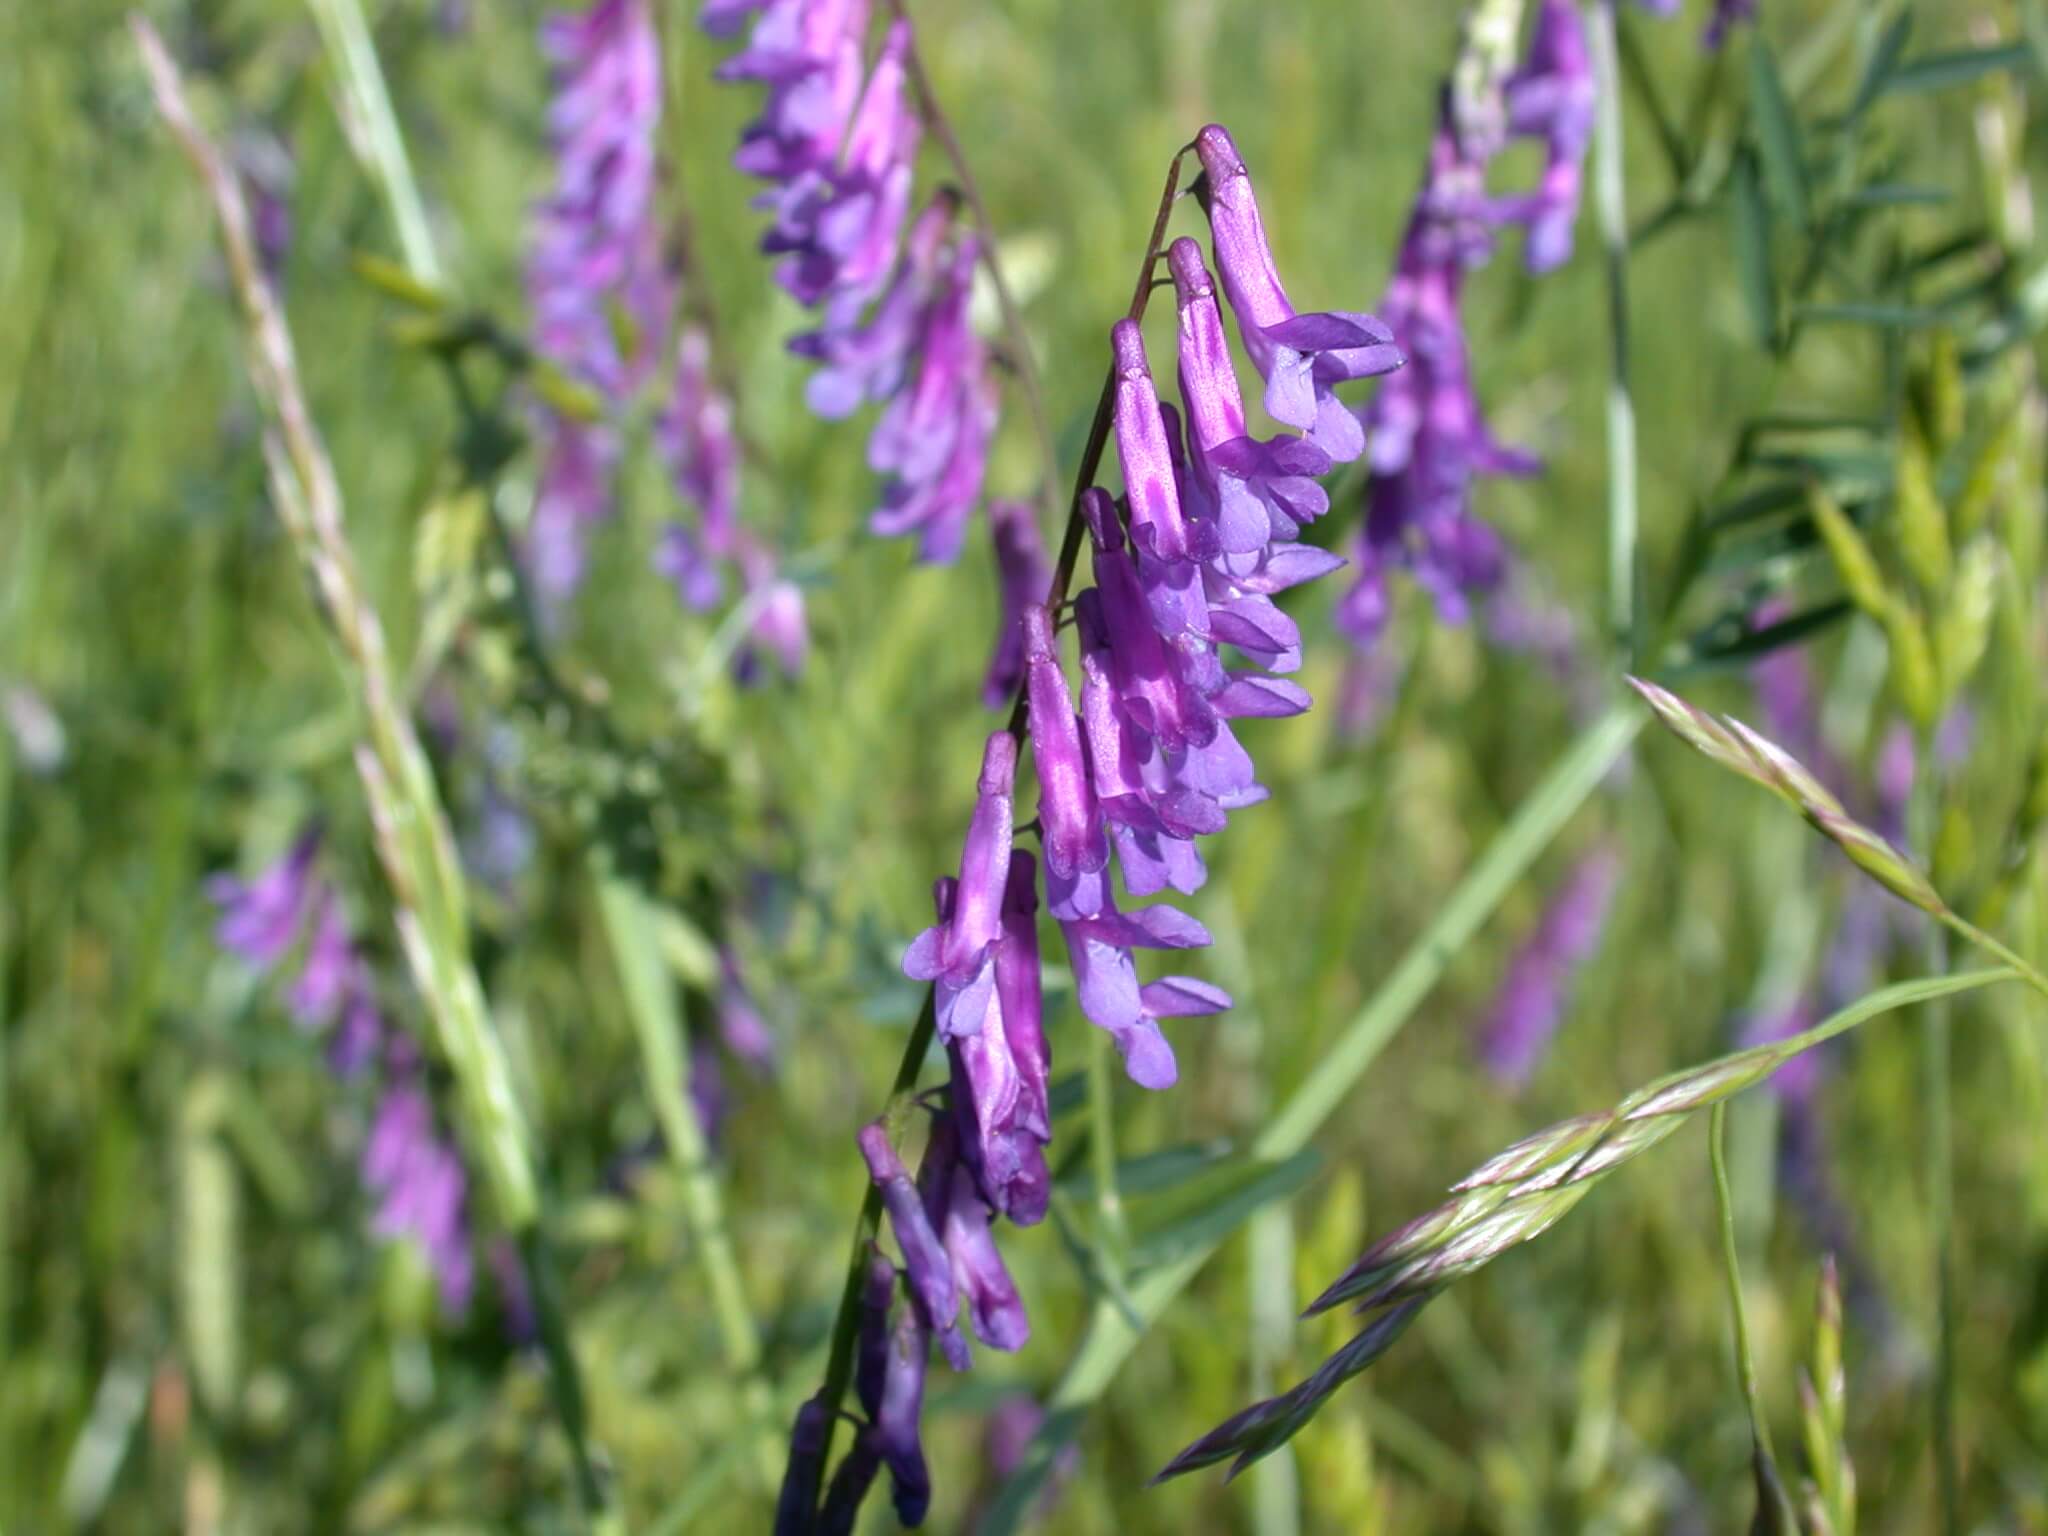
1588, 0, 1639, 661
304, 0, 444, 287
1087, 1022, 1129, 1272
1926, 927, 1959, 1535
1710, 1104, 1788, 1482
979, 699, 1644, 1533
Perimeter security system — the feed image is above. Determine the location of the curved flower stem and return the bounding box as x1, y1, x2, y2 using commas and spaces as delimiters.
887, 0, 1064, 539
789, 141, 1191, 1519
1587, 0, 1639, 664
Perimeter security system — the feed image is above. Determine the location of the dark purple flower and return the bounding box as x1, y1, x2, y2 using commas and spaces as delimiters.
1705, 0, 1757, 49
363, 1076, 474, 1312
1478, 847, 1621, 1087
1192, 123, 1400, 463
776, 1397, 834, 1536
857, 1121, 969, 1369
982, 499, 1052, 709
207, 827, 321, 970
871, 1280, 933, 1524
921, 1118, 1028, 1351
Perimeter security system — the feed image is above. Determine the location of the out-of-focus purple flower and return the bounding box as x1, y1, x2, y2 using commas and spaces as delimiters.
727, 535, 809, 682
1739, 1000, 1823, 1103
707, 6, 1001, 564
982, 499, 1051, 709
525, 0, 665, 609
868, 235, 994, 563
717, 946, 778, 1068
689, 1037, 729, 1148
208, 828, 320, 969
1193, 124, 1401, 463
285, 892, 355, 1024
1343, 126, 1539, 653
1478, 847, 1621, 1086
1707, 0, 1757, 47
1499, 0, 1597, 274
655, 326, 742, 601
489, 1237, 538, 1347
363, 1074, 474, 1313
975, 1395, 1079, 1521
232, 129, 294, 283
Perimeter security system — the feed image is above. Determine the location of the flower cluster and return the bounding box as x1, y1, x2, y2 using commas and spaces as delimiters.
704, 3, 1001, 563
207, 829, 474, 1310
529, 2, 805, 674
787, 122, 1400, 1532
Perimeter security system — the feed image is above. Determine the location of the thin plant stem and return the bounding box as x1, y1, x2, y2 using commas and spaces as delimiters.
1912, 747, 1960, 1536
1087, 1020, 1129, 1272
979, 699, 1645, 1533
303, 0, 445, 287
1588, 0, 1639, 661
1710, 1101, 1796, 1529
887, 0, 1064, 539
788, 142, 1191, 1517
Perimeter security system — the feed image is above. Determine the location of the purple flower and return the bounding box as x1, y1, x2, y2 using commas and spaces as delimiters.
1478, 847, 1621, 1087
858, 1121, 969, 1369
1344, 126, 1540, 653
717, 946, 777, 1068
363, 1076, 474, 1312
655, 325, 742, 604
921, 1118, 1028, 1351
527, 416, 621, 612
722, 0, 870, 184
207, 828, 320, 970
1499, 0, 1598, 274
1052, 876, 1225, 1091
868, 235, 994, 563
903, 733, 1015, 1008
285, 892, 354, 1025
776, 1398, 834, 1536
1168, 237, 1332, 555
1192, 124, 1400, 463
1022, 604, 1109, 882
982, 499, 1052, 709
870, 1277, 933, 1524
793, 193, 955, 418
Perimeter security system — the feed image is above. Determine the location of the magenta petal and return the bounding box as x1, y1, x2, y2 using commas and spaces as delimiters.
1140, 976, 1233, 1017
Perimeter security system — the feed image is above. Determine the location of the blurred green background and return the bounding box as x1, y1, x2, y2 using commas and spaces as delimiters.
5, 0, 2048, 1530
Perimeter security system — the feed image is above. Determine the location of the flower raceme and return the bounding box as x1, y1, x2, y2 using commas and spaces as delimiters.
802, 124, 1401, 1532
704, 0, 997, 563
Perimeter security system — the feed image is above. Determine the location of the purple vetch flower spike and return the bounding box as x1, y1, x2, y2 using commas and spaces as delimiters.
1112, 319, 1205, 563
1477, 847, 1622, 1087
1168, 237, 1333, 556
286, 891, 354, 1026
982, 499, 1052, 709
858, 1122, 969, 1369
362, 1077, 475, 1313
1192, 123, 1401, 463
207, 826, 321, 971
527, 416, 619, 613
1022, 604, 1110, 882
655, 522, 724, 611
530, 0, 665, 401
722, 0, 871, 185
1074, 591, 1168, 838
1500, 0, 1599, 275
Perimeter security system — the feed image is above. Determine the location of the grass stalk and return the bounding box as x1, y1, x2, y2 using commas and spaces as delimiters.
1710, 1102, 1797, 1530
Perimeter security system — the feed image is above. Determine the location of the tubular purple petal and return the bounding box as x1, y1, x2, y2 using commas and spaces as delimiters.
858, 1122, 963, 1363
1112, 319, 1200, 563
1023, 604, 1110, 881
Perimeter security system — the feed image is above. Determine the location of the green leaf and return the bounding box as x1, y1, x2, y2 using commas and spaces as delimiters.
1749, 38, 1809, 223
1674, 599, 1853, 676
1732, 152, 1779, 350
1886, 41, 2030, 95
1794, 303, 1946, 331
1848, 12, 1914, 121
